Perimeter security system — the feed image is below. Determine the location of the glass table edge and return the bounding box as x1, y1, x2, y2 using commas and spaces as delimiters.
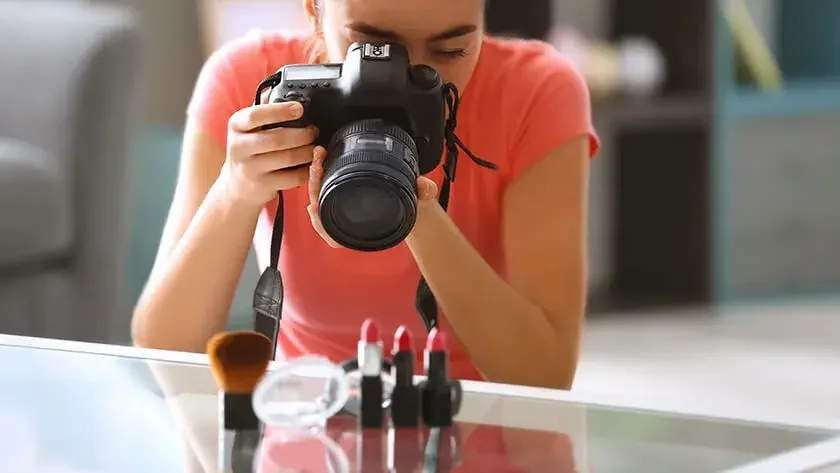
1, 334, 838, 439
720, 435, 840, 473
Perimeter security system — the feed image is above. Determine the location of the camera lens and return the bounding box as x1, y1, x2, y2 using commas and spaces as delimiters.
319, 119, 419, 251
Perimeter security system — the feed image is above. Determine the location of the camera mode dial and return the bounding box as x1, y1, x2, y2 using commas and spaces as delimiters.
282, 90, 309, 104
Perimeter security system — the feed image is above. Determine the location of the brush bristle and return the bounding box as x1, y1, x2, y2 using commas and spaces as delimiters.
207, 331, 273, 394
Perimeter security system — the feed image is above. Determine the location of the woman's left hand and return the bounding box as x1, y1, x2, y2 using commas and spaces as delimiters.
307, 146, 439, 248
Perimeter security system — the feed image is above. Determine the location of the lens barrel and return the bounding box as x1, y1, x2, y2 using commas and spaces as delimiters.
318, 119, 420, 251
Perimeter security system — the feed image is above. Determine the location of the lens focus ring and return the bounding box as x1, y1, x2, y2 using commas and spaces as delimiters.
327, 120, 418, 157
319, 119, 420, 252
326, 150, 415, 181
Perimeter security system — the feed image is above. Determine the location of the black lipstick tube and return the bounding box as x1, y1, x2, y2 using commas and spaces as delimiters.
390, 351, 420, 428
421, 351, 453, 427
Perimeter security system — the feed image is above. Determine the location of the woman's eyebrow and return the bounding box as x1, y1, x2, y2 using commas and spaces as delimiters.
344, 22, 477, 42
345, 22, 400, 40
428, 24, 477, 42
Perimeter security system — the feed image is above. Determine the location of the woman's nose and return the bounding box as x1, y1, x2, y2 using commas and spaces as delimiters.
405, 45, 430, 65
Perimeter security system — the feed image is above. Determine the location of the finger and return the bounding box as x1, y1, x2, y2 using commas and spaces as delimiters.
265, 165, 310, 191
251, 145, 315, 173
308, 204, 341, 248
236, 126, 319, 156
229, 101, 304, 132
417, 176, 438, 201
308, 146, 327, 206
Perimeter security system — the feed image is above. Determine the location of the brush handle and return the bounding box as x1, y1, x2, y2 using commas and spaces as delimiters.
220, 428, 261, 473
219, 393, 261, 473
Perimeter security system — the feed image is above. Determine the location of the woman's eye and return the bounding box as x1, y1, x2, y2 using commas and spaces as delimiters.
433, 49, 467, 60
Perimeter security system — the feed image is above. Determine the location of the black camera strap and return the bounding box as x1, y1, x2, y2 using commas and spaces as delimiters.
250, 79, 497, 359
252, 72, 286, 359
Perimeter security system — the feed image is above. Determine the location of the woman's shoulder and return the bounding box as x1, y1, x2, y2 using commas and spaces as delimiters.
465, 36, 597, 178
205, 30, 317, 80
475, 35, 584, 94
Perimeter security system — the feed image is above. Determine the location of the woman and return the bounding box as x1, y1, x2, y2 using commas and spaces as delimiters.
132, 0, 598, 390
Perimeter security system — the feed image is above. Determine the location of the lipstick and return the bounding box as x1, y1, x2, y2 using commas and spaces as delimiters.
358, 318, 384, 428
421, 328, 453, 428
390, 325, 420, 428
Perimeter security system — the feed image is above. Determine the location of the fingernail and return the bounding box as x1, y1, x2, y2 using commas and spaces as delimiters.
289, 102, 303, 116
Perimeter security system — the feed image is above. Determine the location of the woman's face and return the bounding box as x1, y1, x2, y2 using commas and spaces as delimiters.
308, 0, 484, 93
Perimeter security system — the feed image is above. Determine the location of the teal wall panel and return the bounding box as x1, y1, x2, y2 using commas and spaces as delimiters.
778, 0, 840, 80
713, 1, 840, 303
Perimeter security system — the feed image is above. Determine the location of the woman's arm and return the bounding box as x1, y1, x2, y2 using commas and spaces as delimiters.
405, 136, 590, 389
131, 123, 259, 353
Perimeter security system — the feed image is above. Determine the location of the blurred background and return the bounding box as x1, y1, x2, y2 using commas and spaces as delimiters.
1, 0, 839, 428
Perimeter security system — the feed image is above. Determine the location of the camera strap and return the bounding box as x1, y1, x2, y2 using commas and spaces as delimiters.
252, 73, 286, 359
250, 80, 497, 360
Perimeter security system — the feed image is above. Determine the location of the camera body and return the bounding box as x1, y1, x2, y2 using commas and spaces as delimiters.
266, 42, 446, 175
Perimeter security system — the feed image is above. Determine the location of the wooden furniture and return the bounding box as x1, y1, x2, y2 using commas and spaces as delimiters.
556, 0, 840, 311
545, 0, 713, 310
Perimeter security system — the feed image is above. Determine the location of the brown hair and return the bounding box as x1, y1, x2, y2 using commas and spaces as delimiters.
302, 0, 327, 62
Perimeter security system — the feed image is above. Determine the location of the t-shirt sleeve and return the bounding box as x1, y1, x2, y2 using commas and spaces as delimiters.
186, 33, 270, 148
506, 46, 600, 181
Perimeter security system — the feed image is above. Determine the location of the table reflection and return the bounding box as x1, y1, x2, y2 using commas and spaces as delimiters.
0, 335, 838, 473
250, 421, 577, 473
149, 356, 583, 472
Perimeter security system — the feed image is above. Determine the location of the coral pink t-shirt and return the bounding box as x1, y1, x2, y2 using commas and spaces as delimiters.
187, 31, 599, 381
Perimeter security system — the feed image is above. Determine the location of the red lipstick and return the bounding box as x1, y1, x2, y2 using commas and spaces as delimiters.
421, 328, 453, 427
358, 318, 384, 428
390, 325, 420, 428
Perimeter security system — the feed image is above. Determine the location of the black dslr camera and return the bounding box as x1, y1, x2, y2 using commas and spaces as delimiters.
251, 42, 496, 351
260, 42, 448, 251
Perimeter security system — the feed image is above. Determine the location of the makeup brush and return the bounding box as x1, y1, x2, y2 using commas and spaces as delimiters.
208, 330, 273, 473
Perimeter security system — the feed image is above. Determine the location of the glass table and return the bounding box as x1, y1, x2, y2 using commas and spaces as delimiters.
1, 334, 838, 473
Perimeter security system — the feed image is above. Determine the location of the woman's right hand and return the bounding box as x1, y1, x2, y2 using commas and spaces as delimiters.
219, 101, 322, 208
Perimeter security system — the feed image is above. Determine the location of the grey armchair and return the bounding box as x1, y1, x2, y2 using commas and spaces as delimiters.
0, 2, 142, 344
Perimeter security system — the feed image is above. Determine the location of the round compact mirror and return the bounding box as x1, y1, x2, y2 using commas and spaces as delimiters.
253, 355, 350, 429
